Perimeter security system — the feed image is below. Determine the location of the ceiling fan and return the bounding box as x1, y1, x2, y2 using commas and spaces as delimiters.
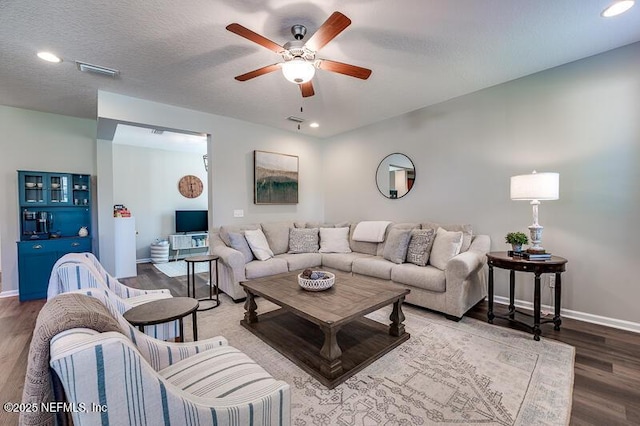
226, 11, 372, 98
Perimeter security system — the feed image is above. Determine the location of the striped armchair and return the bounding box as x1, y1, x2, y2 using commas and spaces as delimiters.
48, 259, 180, 340
50, 289, 291, 425
48, 252, 171, 299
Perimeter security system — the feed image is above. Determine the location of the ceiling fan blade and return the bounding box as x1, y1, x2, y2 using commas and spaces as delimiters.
234, 63, 281, 81
318, 59, 372, 80
305, 11, 351, 51
299, 81, 315, 97
226, 23, 284, 53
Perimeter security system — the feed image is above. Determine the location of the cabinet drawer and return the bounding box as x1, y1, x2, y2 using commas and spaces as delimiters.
18, 240, 58, 254
18, 238, 91, 255
66, 238, 91, 253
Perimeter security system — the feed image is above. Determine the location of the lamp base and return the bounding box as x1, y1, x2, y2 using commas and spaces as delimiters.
527, 225, 546, 254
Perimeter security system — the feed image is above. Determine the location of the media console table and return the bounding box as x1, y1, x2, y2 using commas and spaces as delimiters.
486, 251, 568, 341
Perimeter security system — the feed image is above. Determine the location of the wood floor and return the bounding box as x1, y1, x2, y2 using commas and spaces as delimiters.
1, 262, 639, 425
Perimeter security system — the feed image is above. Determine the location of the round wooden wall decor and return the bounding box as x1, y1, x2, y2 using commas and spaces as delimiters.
178, 175, 203, 198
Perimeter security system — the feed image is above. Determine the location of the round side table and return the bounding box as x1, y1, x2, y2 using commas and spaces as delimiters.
123, 297, 199, 341
486, 251, 568, 341
185, 254, 220, 311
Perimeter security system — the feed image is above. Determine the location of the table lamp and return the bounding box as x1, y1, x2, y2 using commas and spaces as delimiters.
510, 171, 559, 253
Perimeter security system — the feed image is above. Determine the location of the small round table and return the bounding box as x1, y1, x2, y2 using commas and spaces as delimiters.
185, 254, 220, 311
486, 251, 568, 341
123, 297, 199, 341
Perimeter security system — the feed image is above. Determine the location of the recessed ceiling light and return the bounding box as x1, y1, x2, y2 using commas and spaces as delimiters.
309, 122, 319, 128
601, 0, 635, 17
37, 51, 62, 63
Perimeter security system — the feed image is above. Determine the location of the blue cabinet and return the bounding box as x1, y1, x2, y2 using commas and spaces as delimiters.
17, 237, 92, 301
17, 170, 93, 301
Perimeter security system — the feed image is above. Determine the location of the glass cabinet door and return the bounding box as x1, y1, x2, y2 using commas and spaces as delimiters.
47, 174, 71, 205
71, 174, 90, 206
20, 172, 46, 205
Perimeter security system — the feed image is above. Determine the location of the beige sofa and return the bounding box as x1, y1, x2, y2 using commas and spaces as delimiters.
209, 221, 490, 320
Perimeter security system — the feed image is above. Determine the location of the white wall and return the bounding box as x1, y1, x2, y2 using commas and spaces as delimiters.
324, 42, 640, 324
112, 145, 208, 259
0, 106, 96, 294
97, 92, 325, 273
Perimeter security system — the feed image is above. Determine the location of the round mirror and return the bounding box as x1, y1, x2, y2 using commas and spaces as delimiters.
376, 153, 416, 199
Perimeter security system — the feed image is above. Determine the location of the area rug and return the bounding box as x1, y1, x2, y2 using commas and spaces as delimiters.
196, 297, 574, 426
152, 260, 209, 277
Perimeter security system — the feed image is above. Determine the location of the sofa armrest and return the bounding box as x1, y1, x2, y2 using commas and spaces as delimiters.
445, 235, 490, 280
445, 250, 484, 281
468, 234, 491, 254
209, 233, 247, 282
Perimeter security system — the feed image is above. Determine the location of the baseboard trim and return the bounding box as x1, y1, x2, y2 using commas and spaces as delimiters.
0, 290, 19, 299
137, 258, 151, 264
494, 296, 640, 334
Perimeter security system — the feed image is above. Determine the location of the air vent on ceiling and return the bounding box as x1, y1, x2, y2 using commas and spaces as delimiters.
287, 116, 305, 123
75, 61, 120, 78
151, 129, 164, 135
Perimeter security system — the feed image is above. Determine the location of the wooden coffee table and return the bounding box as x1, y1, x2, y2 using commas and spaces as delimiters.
241, 270, 410, 389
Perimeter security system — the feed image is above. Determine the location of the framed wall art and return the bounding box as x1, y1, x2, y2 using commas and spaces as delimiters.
254, 150, 299, 204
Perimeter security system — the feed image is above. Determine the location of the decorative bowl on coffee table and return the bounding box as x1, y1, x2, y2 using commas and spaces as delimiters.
298, 271, 335, 291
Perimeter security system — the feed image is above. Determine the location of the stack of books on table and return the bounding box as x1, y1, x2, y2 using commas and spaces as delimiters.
508, 251, 552, 260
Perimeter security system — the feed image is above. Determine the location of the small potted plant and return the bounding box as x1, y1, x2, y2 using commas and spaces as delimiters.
505, 232, 528, 252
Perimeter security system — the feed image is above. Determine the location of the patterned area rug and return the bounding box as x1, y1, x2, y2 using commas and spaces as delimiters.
197, 297, 574, 426
152, 260, 209, 277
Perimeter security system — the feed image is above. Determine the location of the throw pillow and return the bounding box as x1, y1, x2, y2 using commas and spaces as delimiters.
244, 229, 274, 261
422, 222, 473, 253
319, 227, 352, 253
382, 228, 412, 264
289, 228, 319, 253
228, 232, 254, 264
261, 221, 295, 255
406, 228, 436, 266
429, 227, 463, 270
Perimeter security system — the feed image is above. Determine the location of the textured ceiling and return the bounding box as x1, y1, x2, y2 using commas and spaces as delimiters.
1, 1, 639, 138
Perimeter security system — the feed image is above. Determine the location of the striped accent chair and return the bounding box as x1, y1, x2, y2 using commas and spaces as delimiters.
48, 252, 171, 299
49, 260, 180, 340
50, 289, 291, 425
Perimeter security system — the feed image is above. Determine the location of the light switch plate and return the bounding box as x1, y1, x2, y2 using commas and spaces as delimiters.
233, 209, 244, 218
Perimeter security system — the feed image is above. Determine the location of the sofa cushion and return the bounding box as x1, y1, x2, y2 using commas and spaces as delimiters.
319, 227, 352, 253
288, 227, 319, 253
160, 345, 279, 398
244, 229, 274, 261
219, 223, 261, 246
244, 257, 288, 279
227, 232, 254, 264
321, 252, 373, 272
276, 253, 322, 271
406, 228, 436, 267
352, 256, 395, 280
391, 263, 446, 292
422, 222, 473, 253
377, 223, 420, 256
382, 228, 412, 264
429, 227, 463, 270
261, 221, 294, 255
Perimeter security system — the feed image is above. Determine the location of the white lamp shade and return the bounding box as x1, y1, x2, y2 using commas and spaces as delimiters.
281, 58, 315, 84
510, 172, 559, 200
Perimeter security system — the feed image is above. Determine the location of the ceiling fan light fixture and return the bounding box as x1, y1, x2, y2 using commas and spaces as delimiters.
37, 51, 62, 63
282, 57, 315, 84
601, 0, 635, 17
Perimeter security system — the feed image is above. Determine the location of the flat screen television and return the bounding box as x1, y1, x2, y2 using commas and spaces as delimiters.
175, 210, 208, 233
